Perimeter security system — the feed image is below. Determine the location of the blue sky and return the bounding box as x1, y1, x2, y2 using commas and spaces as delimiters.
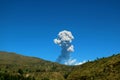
0, 0, 120, 62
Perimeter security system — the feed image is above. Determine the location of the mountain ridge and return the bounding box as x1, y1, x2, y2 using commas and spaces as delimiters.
0, 51, 120, 80
0, 51, 73, 80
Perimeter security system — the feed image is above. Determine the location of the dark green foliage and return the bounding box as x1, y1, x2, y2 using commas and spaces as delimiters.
0, 72, 35, 80
18, 69, 24, 75
41, 77, 49, 80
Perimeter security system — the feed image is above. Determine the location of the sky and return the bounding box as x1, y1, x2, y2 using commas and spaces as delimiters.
0, 0, 120, 63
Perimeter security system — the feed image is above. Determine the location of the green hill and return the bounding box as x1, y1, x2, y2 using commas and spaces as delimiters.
67, 54, 120, 80
0, 51, 120, 80
0, 51, 73, 80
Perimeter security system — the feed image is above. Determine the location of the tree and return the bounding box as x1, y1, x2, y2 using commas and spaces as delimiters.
18, 69, 24, 75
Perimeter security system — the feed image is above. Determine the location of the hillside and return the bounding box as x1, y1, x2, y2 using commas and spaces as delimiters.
67, 54, 120, 80
0, 51, 120, 80
0, 51, 73, 80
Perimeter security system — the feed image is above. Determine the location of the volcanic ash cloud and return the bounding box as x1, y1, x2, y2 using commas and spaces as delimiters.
54, 30, 74, 64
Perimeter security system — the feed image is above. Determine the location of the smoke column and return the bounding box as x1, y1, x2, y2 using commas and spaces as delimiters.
54, 30, 74, 64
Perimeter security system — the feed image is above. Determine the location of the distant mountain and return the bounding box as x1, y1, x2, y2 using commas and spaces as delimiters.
0, 51, 120, 80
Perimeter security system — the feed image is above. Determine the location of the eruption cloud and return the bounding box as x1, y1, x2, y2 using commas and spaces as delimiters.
54, 30, 74, 64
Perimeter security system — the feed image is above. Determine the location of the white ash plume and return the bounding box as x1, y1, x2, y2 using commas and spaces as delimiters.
54, 30, 74, 64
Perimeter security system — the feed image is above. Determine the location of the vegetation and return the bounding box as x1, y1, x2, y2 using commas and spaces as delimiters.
0, 51, 120, 80
0, 72, 35, 80
67, 54, 120, 80
0, 51, 73, 80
